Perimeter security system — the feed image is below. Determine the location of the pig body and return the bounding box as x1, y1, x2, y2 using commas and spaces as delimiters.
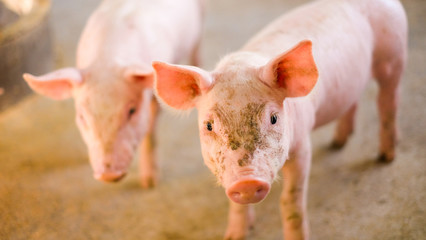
153, 0, 407, 239
23, 0, 203, 187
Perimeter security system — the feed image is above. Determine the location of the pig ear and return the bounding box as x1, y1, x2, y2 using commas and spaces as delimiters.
124, 65, 154, 88
259, 40, 318, 98
152, 61, 213, 110
22, 68, 83, 100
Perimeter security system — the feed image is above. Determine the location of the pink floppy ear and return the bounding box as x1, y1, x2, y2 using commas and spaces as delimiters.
124, 65, 154, 88
259, 40, 318, 98
152, 61, 213, 110
23, 68, 83, 100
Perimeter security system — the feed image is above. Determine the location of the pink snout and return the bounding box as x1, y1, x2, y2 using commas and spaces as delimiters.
94, 171, 126, 182
226, 178, 270, 204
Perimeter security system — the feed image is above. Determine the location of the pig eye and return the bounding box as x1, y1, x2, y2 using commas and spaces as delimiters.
206, 121, 213, 131
270, 114, 278, 125
128, 107, 136, 119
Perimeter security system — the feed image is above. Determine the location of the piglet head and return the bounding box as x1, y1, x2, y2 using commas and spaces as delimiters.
23, 64, 154, 182
154, 40, 318, 204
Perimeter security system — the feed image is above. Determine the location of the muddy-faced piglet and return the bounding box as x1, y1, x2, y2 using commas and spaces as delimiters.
153, 0, 407, 239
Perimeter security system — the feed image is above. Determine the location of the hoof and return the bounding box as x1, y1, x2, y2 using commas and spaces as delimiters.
224, 237, 245, 240
224, 232, 247, 240
140, 176, 157, 189
377, 153, 394, 163
329, 140, 345, 150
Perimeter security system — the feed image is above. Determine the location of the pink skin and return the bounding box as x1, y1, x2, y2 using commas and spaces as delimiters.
23, 0, 203, 187
153, 0, 407, 239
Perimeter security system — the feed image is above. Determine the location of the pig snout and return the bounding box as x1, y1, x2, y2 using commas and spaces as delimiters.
94, 171, 126, 182
226, 178, 270, 204
89, 149, 132, 183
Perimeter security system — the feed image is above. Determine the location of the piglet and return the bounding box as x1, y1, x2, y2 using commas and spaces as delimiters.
23, 0, 203, 188
153, 0, 407, 238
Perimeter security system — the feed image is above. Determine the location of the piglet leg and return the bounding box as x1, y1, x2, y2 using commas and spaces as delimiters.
281, 139, 311, 240
139, 98, 159, 188
375, 62, 403, 163
224, 201, 255, 240
190, 39, 201, 67
331, 104, 358, 149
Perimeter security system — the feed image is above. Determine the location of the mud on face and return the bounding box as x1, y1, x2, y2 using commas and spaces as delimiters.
202, 100, 286, 184
214, 102, 266, 154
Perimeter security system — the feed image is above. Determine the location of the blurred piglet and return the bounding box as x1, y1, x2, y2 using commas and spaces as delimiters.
153, 0, 407, 239
23, 0, 203, 187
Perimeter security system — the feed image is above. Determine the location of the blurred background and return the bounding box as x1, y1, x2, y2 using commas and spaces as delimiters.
0, 0, 425, 239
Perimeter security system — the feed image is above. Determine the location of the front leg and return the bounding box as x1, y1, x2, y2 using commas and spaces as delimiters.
139, 97, 159, 188
224, 200, 255, 240
281, 139, 312, 240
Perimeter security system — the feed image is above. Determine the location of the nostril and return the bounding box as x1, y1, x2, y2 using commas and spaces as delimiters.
105, 163, 111, 169
256, 187, 267, 197
230, 191, 241, 199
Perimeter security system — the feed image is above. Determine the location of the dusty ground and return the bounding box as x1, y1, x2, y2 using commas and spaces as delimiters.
0, 0, 425, 239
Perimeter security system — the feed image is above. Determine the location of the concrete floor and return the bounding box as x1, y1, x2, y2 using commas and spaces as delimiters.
1, 0, 425, 239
